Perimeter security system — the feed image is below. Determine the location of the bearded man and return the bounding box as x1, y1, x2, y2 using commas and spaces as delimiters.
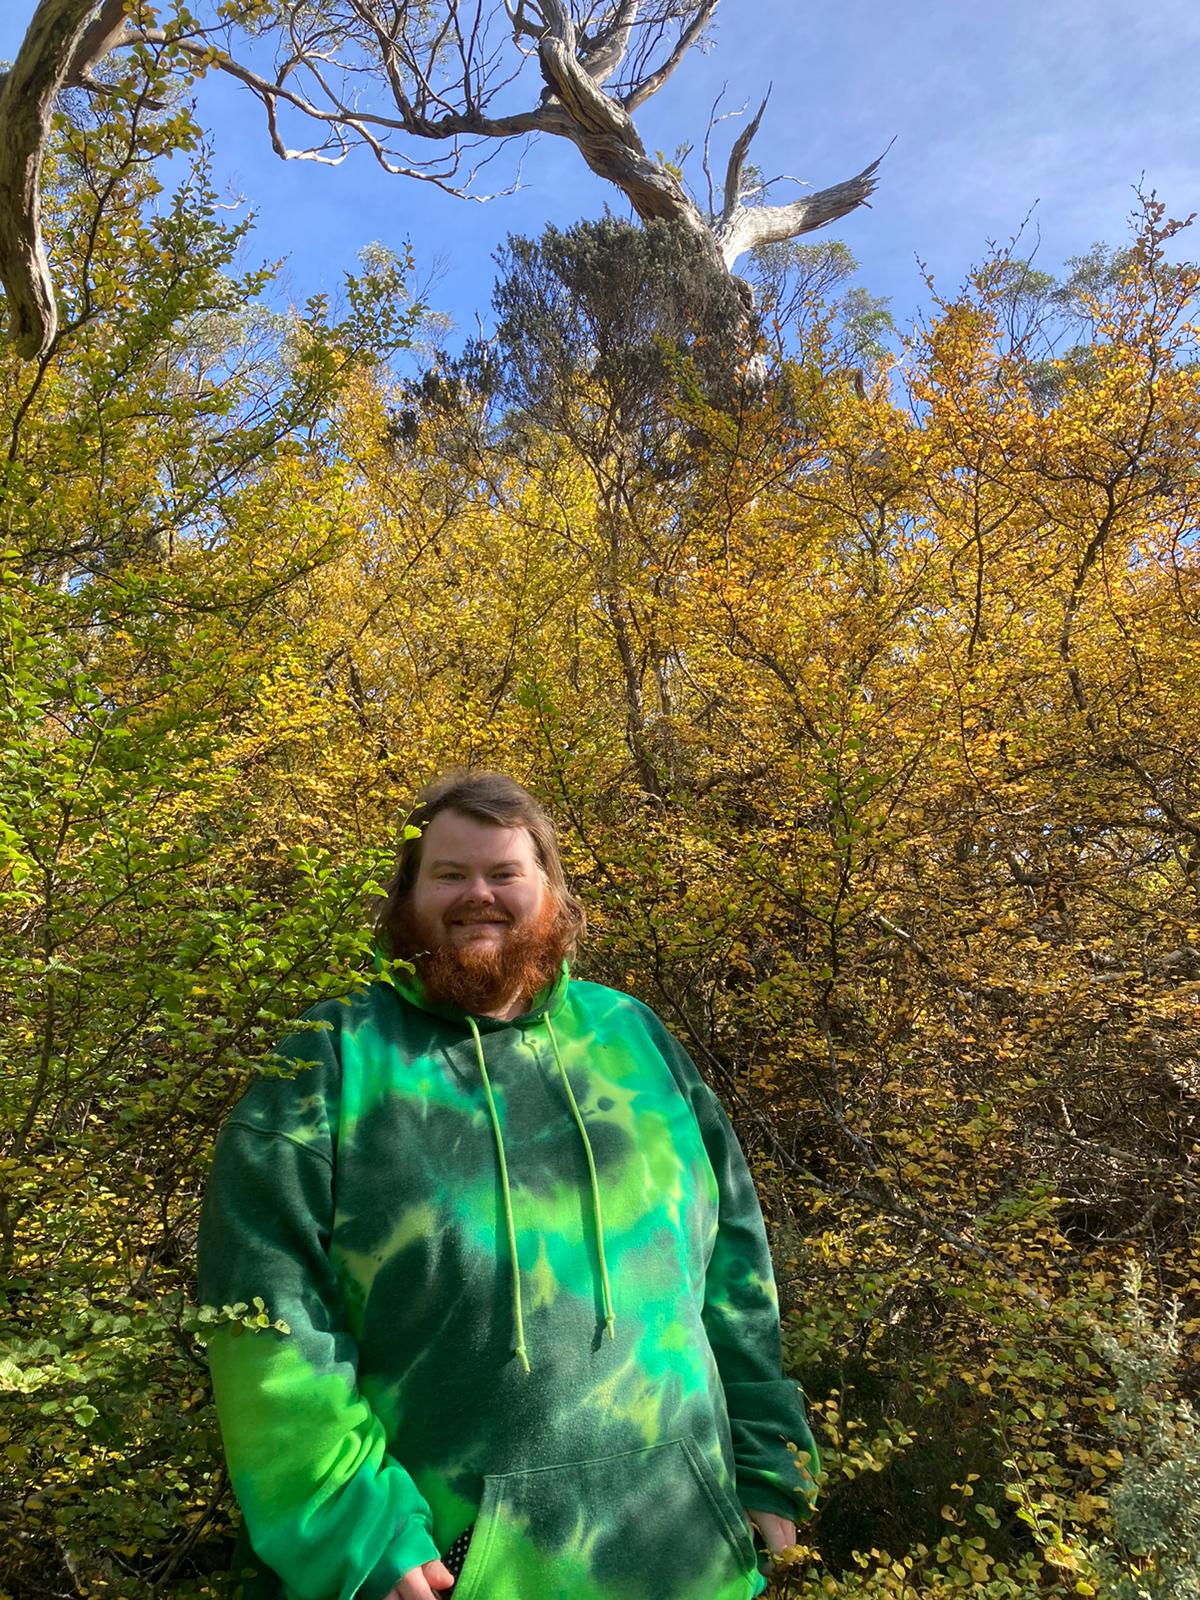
198, 771, 818, 1600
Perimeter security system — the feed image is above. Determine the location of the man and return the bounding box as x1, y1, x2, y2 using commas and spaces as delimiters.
198, 771, 818, 1600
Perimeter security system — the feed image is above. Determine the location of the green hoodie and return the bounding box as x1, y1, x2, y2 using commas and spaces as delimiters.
197, 965, 818, 1600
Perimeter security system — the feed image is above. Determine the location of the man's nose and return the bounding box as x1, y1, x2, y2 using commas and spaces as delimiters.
460, 876, 496, 901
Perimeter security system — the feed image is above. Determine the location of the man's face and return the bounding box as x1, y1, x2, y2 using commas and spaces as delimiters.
396, 809, 569, 1017
409, 809, 549, 957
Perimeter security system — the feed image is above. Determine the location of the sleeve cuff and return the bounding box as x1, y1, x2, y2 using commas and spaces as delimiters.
357, 1518, 443, 1600
736, 1474, 812, 1523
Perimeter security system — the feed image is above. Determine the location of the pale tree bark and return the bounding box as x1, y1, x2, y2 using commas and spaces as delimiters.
0, 0, 884, 359
0, 0, 136, 358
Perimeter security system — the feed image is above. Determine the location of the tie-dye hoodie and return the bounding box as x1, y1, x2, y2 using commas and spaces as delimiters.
197, 964, 818, 1600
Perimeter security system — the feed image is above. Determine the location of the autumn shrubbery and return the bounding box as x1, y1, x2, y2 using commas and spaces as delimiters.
2, 90, 1198, 1599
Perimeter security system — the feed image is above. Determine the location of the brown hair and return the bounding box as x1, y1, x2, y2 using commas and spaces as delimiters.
374, 770, 585, 957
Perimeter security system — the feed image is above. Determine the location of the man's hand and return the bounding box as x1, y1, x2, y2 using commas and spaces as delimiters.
383, 1559, 456, 1600
744, 1507, 797, 1560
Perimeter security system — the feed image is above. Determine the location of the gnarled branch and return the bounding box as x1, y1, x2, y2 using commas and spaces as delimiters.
577, 0, 640, 86
715, 149, 888, 270
1, 0, 887, 359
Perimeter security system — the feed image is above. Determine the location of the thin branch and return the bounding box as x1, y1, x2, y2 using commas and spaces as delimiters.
700, 83, 730, 217
502, 0, 544, 45
623, 0, 718, 112
129, 28, 552, 144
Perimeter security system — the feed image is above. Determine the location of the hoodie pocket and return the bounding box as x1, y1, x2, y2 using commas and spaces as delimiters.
453, 1437, 757, 1600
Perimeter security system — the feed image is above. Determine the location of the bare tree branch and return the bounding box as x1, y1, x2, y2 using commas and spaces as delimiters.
623, 0, 717, 112
715, 148, 889, 269
130, 27, 553, 143
0, 0, 887, 359
503, 0, 545, 45
720, 86, 767, 224
578, 0, 639, 86
63, 0, 135, 88
536, 0, 579, 58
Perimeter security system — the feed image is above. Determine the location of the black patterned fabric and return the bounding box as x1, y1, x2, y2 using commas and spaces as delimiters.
443, 1525, 474, 1578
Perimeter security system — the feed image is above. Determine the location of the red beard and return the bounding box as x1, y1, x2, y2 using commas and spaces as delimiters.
390, 896, 573, 1016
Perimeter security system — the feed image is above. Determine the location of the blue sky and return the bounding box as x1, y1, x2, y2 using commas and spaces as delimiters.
3, 1, 1197, 343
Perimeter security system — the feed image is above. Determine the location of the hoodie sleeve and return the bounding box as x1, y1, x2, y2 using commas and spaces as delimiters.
196, 1010, 441, 1600
652, 1015, 820, 1524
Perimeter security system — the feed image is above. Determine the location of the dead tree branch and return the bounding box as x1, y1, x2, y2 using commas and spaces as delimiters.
1, 0, 887, 359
